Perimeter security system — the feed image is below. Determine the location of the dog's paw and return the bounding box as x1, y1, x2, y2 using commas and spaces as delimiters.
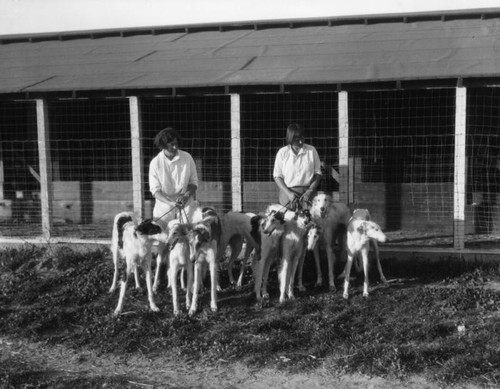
150, 305, 160, 312
329, 284, 337, 292
298, 285, 306, 292
342, 292, 349, 300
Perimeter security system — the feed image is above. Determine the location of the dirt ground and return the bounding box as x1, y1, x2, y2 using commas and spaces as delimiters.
1, 334, 484, 389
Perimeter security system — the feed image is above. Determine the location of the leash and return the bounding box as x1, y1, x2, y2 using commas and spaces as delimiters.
177, 202, 193, 227
152, 203, 179, 224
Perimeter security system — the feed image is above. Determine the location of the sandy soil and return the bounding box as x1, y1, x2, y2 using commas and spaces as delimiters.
1, 335, 484, 389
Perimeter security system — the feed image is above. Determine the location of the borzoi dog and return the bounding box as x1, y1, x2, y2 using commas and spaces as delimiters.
343, 217, 387, 299
152, 200, 202, 293
277, 209, 319, 303
187, 207, 221, 315
164, 219, 193, 316
296, 222, 322, 292
309, 193, 351, 291
345, 209, 387, 283
253, 210, 286, 302
218, 211, 260, 288
110, 212, 167, 316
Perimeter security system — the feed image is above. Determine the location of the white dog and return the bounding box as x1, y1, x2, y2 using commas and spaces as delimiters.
110, 212, 167, 316
187, 207, 221, 315
309, 193, 351, 291
165, 219, 193, 316
343, 209, 387, 283
277, 209, 316, 303
343, 217, 387, 299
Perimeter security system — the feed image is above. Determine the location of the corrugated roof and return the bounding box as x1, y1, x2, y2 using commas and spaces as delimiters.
2, 9, 500, 96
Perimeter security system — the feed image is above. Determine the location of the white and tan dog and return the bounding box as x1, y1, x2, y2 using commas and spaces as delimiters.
277, 209, 317, 303
187, 207, 221, 315
344, 209, 387, 283
343, 216, 387, 299
309, 193, 351, 291
110, 212, 167, 316
164, 219, 193, 316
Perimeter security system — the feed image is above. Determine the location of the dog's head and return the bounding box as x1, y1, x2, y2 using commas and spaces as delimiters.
311, 193, 332, 219
305, 222, 322, 251
188, 223, 211, 262
261, 210, 285, 235
136, 219, 163, 236
166, 221, 190, 250
351, 220, 387, 244
294, 208, 312, 228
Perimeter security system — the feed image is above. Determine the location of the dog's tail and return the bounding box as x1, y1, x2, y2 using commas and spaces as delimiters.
115, 214, 133, 249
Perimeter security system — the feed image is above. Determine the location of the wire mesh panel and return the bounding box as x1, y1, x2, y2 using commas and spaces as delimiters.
467, 88, 500, 249
48, 98, 131, 239
349, 89, 456, 247
141, 95, 231, 215
0, 100, 40, 237
240, 93, 339, 213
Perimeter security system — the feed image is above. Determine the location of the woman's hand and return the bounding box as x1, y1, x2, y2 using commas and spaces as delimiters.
300, 189, 314, 204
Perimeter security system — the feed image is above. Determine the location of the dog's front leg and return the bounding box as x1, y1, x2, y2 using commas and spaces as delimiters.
279, 257, 289, 304
323, 232, 337, 291
189, 262, 201, 316
253, 256, 264, 301
114, 268, 130, 316
170, 263, 179, 315
208, 246, 218, 312
145, 263, 159, 312
361, 249, 370, 297
342, 253, 354, 299
312, 245, 323, 288
185, 263, 194, 311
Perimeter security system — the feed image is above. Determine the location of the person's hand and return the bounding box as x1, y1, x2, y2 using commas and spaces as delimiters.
300, 189, 313, 204
176, 192, 190, 207
286, 189, 297, 204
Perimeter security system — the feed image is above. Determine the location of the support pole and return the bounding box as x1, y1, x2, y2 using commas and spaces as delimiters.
129, 96, 145, 219
338, 91, 349, 204
230, 94, 242, 211
454, 87, 467, 249
36, 99, 53, 240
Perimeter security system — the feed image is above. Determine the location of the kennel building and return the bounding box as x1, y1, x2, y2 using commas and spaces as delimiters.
0, 8, 499, 255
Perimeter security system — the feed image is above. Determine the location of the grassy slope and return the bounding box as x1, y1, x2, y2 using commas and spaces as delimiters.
0, 245, 499, 388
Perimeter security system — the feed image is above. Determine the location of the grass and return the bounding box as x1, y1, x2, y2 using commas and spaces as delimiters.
0, 245, 500, 388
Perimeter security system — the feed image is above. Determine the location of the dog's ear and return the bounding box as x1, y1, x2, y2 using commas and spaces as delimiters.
200, 227, 210, 242
275, 211, 285, 224
356, 221, 367, 235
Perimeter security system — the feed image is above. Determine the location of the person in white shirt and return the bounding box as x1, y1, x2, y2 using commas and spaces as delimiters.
149, 127, 198, 228
273, 123, 322, 210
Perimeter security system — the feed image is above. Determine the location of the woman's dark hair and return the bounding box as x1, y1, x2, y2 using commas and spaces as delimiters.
285, 123, 304, 145
154, 127, 182, 149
